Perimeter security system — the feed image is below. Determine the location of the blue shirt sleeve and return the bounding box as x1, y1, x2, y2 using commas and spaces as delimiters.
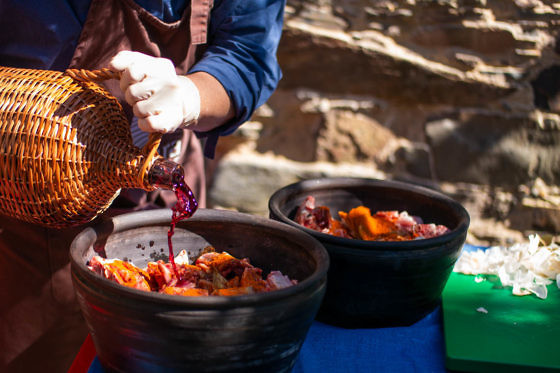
0, 0, 285, 158
189, 0, 286, 158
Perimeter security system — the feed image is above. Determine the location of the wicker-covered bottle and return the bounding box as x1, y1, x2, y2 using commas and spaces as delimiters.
0, 66, 180, 228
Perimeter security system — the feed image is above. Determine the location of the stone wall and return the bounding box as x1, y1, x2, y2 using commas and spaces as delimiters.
206, 0, 560, 246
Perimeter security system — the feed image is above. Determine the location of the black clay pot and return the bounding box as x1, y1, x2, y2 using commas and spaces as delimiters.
70, 208, 329, 373
268, 177, 470, 329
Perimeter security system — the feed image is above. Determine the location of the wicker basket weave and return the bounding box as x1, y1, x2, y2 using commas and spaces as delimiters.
0, 66, 163, 228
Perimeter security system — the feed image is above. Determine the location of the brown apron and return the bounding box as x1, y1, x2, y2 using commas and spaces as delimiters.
0, 0, 211, 371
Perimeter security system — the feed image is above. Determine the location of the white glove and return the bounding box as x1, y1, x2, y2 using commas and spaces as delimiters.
109, 51, 200, 133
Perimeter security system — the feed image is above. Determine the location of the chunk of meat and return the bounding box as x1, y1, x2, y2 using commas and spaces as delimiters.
267, 270, 298, 290
295, 196, 352, 238
240, 267, 268, 292
413, 223, 450, 238
147, 261, 201, 290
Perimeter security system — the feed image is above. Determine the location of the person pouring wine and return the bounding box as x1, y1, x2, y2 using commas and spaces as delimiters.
0, 0, 286, 371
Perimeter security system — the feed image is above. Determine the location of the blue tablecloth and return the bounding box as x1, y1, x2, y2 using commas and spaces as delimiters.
88, 306, 446, 372
293, 307, 446, 373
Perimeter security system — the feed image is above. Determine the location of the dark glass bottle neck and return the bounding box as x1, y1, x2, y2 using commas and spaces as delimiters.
148, 157, 185, 190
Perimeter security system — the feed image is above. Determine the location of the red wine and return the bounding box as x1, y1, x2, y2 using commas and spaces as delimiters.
167, 171, 198, 275
147, 158, 199, 276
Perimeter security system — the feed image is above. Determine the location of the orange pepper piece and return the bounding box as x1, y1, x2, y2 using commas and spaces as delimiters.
101, 260, 152, 291
339, 206, 397, 240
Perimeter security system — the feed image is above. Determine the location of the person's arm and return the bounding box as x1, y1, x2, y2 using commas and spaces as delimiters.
190, 0, 286, 155
187, 71, 235, 132
109, 0, 286, 157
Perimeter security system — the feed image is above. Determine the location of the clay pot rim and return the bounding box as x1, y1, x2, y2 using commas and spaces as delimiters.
70, 208, 330, 308
268, 177, 470, 252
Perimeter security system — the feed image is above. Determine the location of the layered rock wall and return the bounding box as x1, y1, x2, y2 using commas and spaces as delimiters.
207, 0, 560, 245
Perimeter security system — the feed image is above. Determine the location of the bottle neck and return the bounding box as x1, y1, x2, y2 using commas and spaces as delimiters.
148, 157, 185, 190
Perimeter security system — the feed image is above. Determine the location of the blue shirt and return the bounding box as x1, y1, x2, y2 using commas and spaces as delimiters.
0, 0, 285, 157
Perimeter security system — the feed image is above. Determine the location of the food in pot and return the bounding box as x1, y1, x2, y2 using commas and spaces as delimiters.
88, 247, 297, 296
295, 195, 449, 241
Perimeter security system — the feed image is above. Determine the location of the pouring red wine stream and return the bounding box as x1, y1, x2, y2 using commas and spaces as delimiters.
148, 158, 198, 276
168, 171, 198, 274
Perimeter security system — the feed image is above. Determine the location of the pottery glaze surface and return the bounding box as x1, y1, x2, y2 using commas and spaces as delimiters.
70, 208, 329, 373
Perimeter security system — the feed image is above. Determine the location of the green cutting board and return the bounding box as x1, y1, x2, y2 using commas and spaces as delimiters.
442, 272, 560, 372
